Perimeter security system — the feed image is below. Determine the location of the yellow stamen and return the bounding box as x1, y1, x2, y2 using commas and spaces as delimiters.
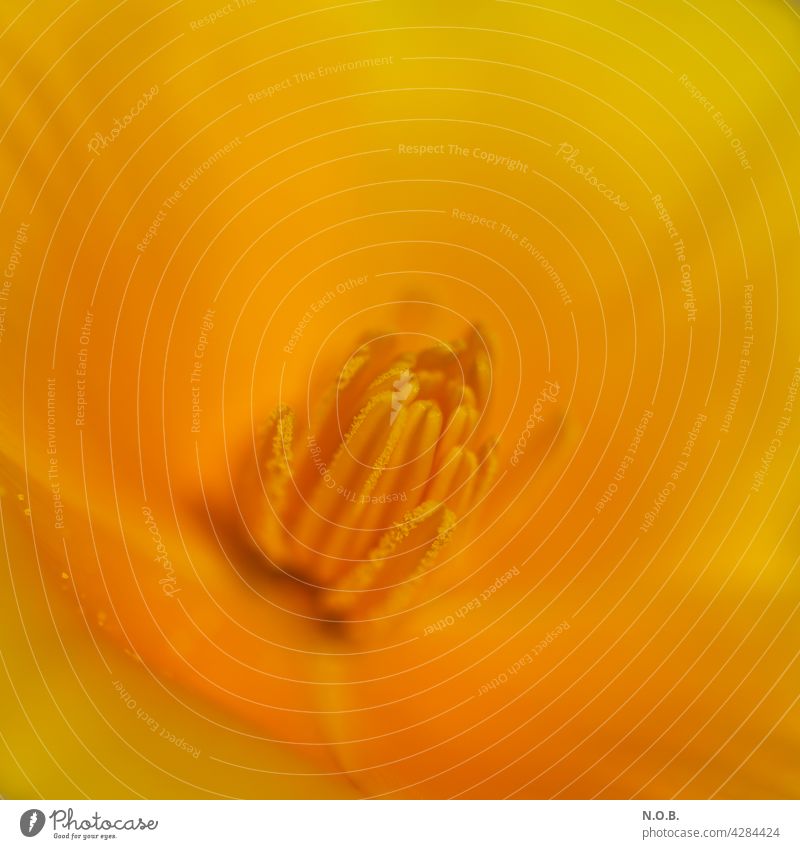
246, 327, 497, 619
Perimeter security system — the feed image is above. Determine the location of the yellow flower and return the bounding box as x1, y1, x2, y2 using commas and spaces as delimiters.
1, 0, 799, 800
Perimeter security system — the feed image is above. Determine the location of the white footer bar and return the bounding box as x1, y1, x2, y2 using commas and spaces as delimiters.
2, 799, 797, 848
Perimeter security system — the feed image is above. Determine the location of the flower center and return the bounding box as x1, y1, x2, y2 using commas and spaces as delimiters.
247, 327, 497, 620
